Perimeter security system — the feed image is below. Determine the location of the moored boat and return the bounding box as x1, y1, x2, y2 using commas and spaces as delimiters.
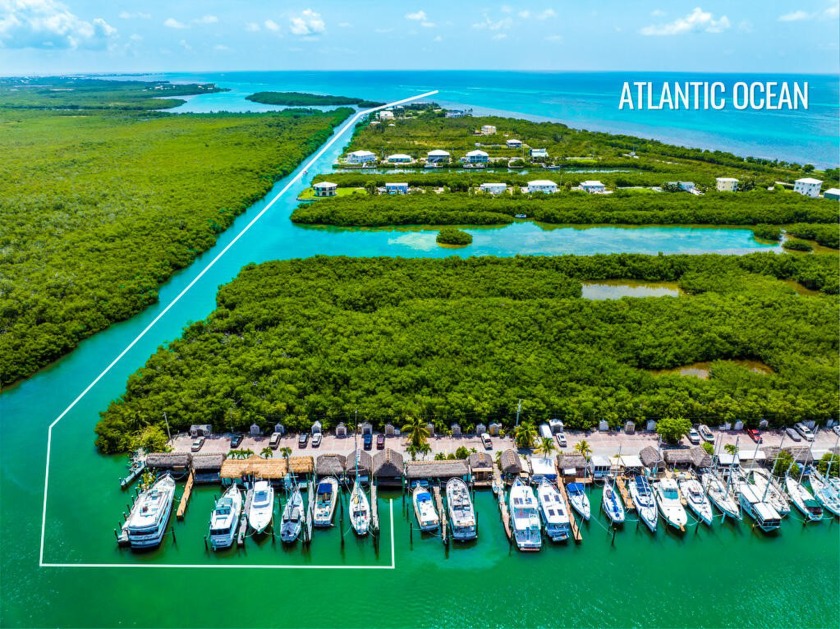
701, 471, 741, 521
602, 480, 625, 525
446, 478, 477, 541
785, 475, 823, 522
536, 479, 571, 542
125, 474, 176, 550
738, 481, 782, 532
412, 484, 440, 532
280, 485, 304, 542
508, 478, 542, 551
208, 484, 242, 550
628, 475, 658, 532
566, 482, 591, 521
248, 480, 274, 534
313, 477, 339, 527
654, 478, 688, 531
808, 469, 840, 517
749, 469, 790, 517
679, 476, 714, 526
349, 478, 370, 536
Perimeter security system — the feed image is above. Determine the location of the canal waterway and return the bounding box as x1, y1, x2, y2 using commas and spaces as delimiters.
0, 87, 835, 628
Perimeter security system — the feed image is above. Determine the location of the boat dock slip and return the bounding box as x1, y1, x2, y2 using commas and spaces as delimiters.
556, 477, 583, 543
433, 486, 448, 544
617, 476, 635, 511
370, 484, 379, 533
176, 470, 194, 520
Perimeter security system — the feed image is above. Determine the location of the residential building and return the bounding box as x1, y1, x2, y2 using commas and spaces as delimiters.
480, 124, 497, 135
530, 148, 548, 159
527, 180, 558, 194
793, 177, 822, 198
347, 150, 376, 164
715, 177, 739, 192
824, 188, 840, 201
313, 182, 338, 197
426, 149, 451, 164
580, 180, 606, 194
378, 110, 394, 121
385, 153, 413, 164
446, 109, 466, 118
464, 149, 489, 164
506, 139, 523, 148
480, 182, 507, 195
384, 182, 409, 195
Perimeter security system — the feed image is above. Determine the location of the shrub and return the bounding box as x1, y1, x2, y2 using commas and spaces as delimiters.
436, 228, 473, 246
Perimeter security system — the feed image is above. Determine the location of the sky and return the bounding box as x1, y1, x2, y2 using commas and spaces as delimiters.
0, 1, 838, 75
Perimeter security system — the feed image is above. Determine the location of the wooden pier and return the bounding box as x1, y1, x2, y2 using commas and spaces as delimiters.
370, 483, 379, 533
493, 473, 513, 542
176, 470, 194, 520
433, 486, 448, 544
616, 475, 635, 511
555, 477, 583, 543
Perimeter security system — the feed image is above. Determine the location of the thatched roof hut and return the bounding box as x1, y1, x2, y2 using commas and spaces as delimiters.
663, 448, 693, 468
468, 452, 494, 472
220, 455, 312, 480
639, 446, 662, 469
372, 449, 404, 485
404, 459, 469, 480
316, 454, 346, 477
147, 452, 191, 470
344, 450, 373, 476
499, 449, 522, 475
689, 447, 712, 468
556, 454, 588, 474
191, 453, 225, 471
289, 455, 314, 475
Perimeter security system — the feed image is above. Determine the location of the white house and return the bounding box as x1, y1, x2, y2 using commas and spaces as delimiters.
480, 182, 507, 195
386, 153, 413, 164
527, 180, 558, 194
464, 149, 489, 164
378, 110, 395, 121
384, 182, 409, 195
426, 149, 451, 164
313, 182, 337, 197
580, 180, 606, 194
446, 109, 466, 118
530, 148, 548, 159
793, 177, 822, 198
347, 150, 377, 164
716, 177, 739, 192
506, 139, 523, 148
824, 188, 840, 201
480, 124, 497, 135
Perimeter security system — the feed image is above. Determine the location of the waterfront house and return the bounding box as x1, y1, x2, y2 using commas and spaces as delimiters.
794, 177, 822, 198
527, 179, 558, 194
378, 110, 395, 121
426, 149, 451, 164
385, 182, 409, 195
480, 124, 497, 135
615, 455, 644, 475
386, 153, 413, 164
639, 446, 662, 471
824, 188, 840, 200
556, 453, 588, 479
313, 182, 338, 197
530, 148, 548, 159
468, 452, 494, 486
315, 453, 347, 480
347, 149, 377, 164
372, 448, 404, 487
191, 453, 225, 484
480, 182, 507, 195
530, 456, 558, 483
464, 149, 489, 164
500, 449, 523, 482
345, 449, 373, 481
715, 177, 739, 192
147, 452, 191, 472
405, 459, 469, 483
506, 139, 523, 148
189, 424, 212, 438
446, 109, 466, 118
580, 180, 606, 194
589, 455, 612, 480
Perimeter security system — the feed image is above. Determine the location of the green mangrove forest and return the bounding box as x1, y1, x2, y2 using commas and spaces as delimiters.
246, 91, 384, 108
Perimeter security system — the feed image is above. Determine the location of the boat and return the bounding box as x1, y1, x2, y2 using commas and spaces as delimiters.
208, 484, 242, 550
678, 476, 714, 526
412, 484, 440, 532
247, 480, 274, 534
280, 485, 304, 542
536, 479, 571, 541
125, 474, 176, 549
653, 478, 688, 531
120, 450, 146, 489
445, 478, 477, 541
601, 480, 625, 525
313, 477, 339, 527
701, 471, 741, 521
738, 482, 782, 532
349, 478, 370, 536
628, 475, 658, 532
809, 469, 840, 517
785, 475, 823, 521
749, 469, 790, 517
566, 482, 591, 521
508, 478, 542, 551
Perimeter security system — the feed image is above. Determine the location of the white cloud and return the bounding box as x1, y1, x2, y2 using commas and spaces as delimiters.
778, 10, 810, 22
826, 1, 840, 19
640, 7, 730, 36
194, 15, 218, 25
517, 10, 530, 19
213, 44, 229, 51
289, 9, 325, 36
245, 22, 260, 32
492, 32, 507, 40
537, 9, 556, 20
163, 18, 187, 29
405, 10, 427, 21
119, 11, 150, 20
0, 0, 117, 49
472, 15, 513, 31
264, 19, 280, 32
778, 3, 839, 21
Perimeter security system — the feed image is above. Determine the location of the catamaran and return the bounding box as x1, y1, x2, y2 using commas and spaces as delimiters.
349, 478, 370, 536
280, 484, 304, 542
566, 482, 591, 521
412, 484, 440, 532
313, 477, 339, 527
247, 480, 274, 534
602, 480, 625, 525
628, 475, 658, 532
701, 471, 741, 520
446, 478, 477, 541
536, 479, 571, 541
208, 484, 242, 550
785, 475, 823, 522
508, 478, 542, 551
679, 476, 714, 526
125, 474, 176, 549
809, 469, 840, 517
654, 478, 688, 531
749, 469, 790, 517
738, 481, 782, 532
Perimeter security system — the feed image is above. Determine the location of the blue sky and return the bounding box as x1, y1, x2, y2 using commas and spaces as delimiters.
1, 1, 838, 75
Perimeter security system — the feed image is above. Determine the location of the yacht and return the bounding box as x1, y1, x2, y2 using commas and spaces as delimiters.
508, 478, 542, 551
654, 478, 688, 531
313, 477, 339, 527
602, 481, 625, 525
749, 469, 790, 517
208, 484, 242, 550
125, 474, 176, 549
628, 475, 658, 532
280, 485, 304, 542
446, 478, 477, 541
566, 482, 591, 521
412, 484, 440, 532
247, 480, 274, 534
349, 478, 370, 536
536, 479, 571, 542
738, 481, 782, 532
809, 469, 840, 517
785, 475, 823, 522
701, 471, 741, 520
679, 476, 714, 526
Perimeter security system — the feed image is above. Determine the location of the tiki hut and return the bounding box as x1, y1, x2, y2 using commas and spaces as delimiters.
220, 455, 313, 484
146, 452, 191, 471
191, 453, 225, 484
468, 452, 494, 485
689, 447, 712, 469
663, 448, 693, 469
372, 448, 405, 486
639, 446, 662, 470
556, 453, 588, 478
316, 453, 346, 479
288, 455, 314, 476
500, 449, 522, 478
344, 450, 373, 478
404, 459, 468, 481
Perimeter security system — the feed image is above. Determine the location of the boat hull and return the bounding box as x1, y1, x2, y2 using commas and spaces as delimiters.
313, 478, 339, 528
209, 486, 242, 550
413, 486, 440, 532
126, 476, 176, 550
446, 478, 477, 542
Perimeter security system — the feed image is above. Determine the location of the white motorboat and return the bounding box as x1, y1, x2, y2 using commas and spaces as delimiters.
566, 482, 590, 521
701, 471, 741, 520
628, 475, 658, 532
738, 482, 782, 532
809, 469, 840, 517
679, 476, 714, 526
412, 484, 440, 532
785, 475, 823, 521
247, 480, 274, 534
654, 478, 688, 531
280, 485, 304, 542
749, 469, 790, 517
208, 484, 242, 550
602, 481, 625, 525
313, 477, 339, 527
508, 478, 542, 551
125, 474, 176, 549
349, 478, 370, 536
446, 478, 477, 541
536, 479, 571, 542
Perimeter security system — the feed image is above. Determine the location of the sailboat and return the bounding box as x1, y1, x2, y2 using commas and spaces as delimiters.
785, 475, 823, 521
679, 475, 714, 526
349, 476, 371, 536
701, 471, 741, 520
628, 475, 658, 532
280, 483, 304, 542
537, 479, 571, 541
412, 484, 440, 532
208, 484, 242, 550
125, 474, 176, 549
653, 478, 688, 531
313, 477, 339, 527
738, 481, 782, 532
446, 478, 477, 541
601, 478, 625, 525
749, 469, 790, 517
508, 478, 542, 551
247, 480, 274, 534
566, 482, 591, 521
809, 469, 840, 517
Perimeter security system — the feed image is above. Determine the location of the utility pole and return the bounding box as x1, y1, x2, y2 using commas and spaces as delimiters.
163, 412, 172, 442
515, 399, 522, 427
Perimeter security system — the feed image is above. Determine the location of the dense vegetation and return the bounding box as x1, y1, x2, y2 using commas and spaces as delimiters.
95, 254, 839, 453
0, 80, 352, 386
436, 228, 473, 245
246, 91, 384, 108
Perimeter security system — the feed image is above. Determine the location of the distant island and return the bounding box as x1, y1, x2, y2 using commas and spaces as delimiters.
246, 91, 385, 108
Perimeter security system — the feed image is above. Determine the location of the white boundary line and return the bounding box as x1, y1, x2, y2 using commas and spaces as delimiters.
39, 91, 438, 567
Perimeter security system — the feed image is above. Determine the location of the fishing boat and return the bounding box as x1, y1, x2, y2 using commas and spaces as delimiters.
738, 482, 782, 532
566, 482, 591, 521
508, 478, 542, 551
412, 484, 440, 532
628, 475, 658, 532
280, 485, 304, 542
701, 471, 741, 520
313, 477, 339, 527
749, 469, 790, 517
809, 469, 840, 517
208, 484, 242, 550
247, 480, 274, 534
679, 476, 714, 526
601, 480, 625, 525
785, 475, 823, 522
446, 478, 477, 541
120, 450, 146, 489
349, 478, 370, 536
653, 478, 688, 531
536, 479, 571, 541
125, 474, 176, 549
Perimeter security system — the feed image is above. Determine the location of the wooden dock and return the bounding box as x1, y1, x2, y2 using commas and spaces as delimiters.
433, 486, 448, 544
616, 475, 635, 511
370, 483, 379, 533
493, 477, 513, 542
302, 481, 313, 543
176, 470, 194, 520
556, 477, 583, 543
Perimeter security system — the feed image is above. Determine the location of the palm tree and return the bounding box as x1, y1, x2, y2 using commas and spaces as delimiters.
513, 421, 538, 450
401, 416, 430, 449
279, 446, 292, 463
574, 439, 593, 461
534, 436, 556, 458
724, 443, 739, 456
260, 446, 273, 459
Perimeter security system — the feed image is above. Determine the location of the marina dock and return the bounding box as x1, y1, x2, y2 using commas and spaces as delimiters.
370, 483, 379, 533
433, 485, 448, 544
616, 475, 635, 511
176, 470, 194, 520
556, 477, 583, 543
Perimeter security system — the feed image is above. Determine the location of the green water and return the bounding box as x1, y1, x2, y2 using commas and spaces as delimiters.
0, 118, 836, 629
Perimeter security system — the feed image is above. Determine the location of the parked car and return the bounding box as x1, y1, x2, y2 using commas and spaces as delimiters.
363, 433, 373, 450
376, 434, 385, 449
298, 432, 309, 448
746, 428, 762, 444
311, 432, 322, 448
269, 432, 282, 449
229, 433, 243, 448
785, 427, 802, 442
794, 422, 815, 442
191, 436, 205, 452
555, 432, 567, 448
833, 425, 840, 437
697, 424, 714, 443
481, 433, 492, 450
687, 428, 701, 445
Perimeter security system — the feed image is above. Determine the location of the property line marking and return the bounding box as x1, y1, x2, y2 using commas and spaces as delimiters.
39, 91, 437, 566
